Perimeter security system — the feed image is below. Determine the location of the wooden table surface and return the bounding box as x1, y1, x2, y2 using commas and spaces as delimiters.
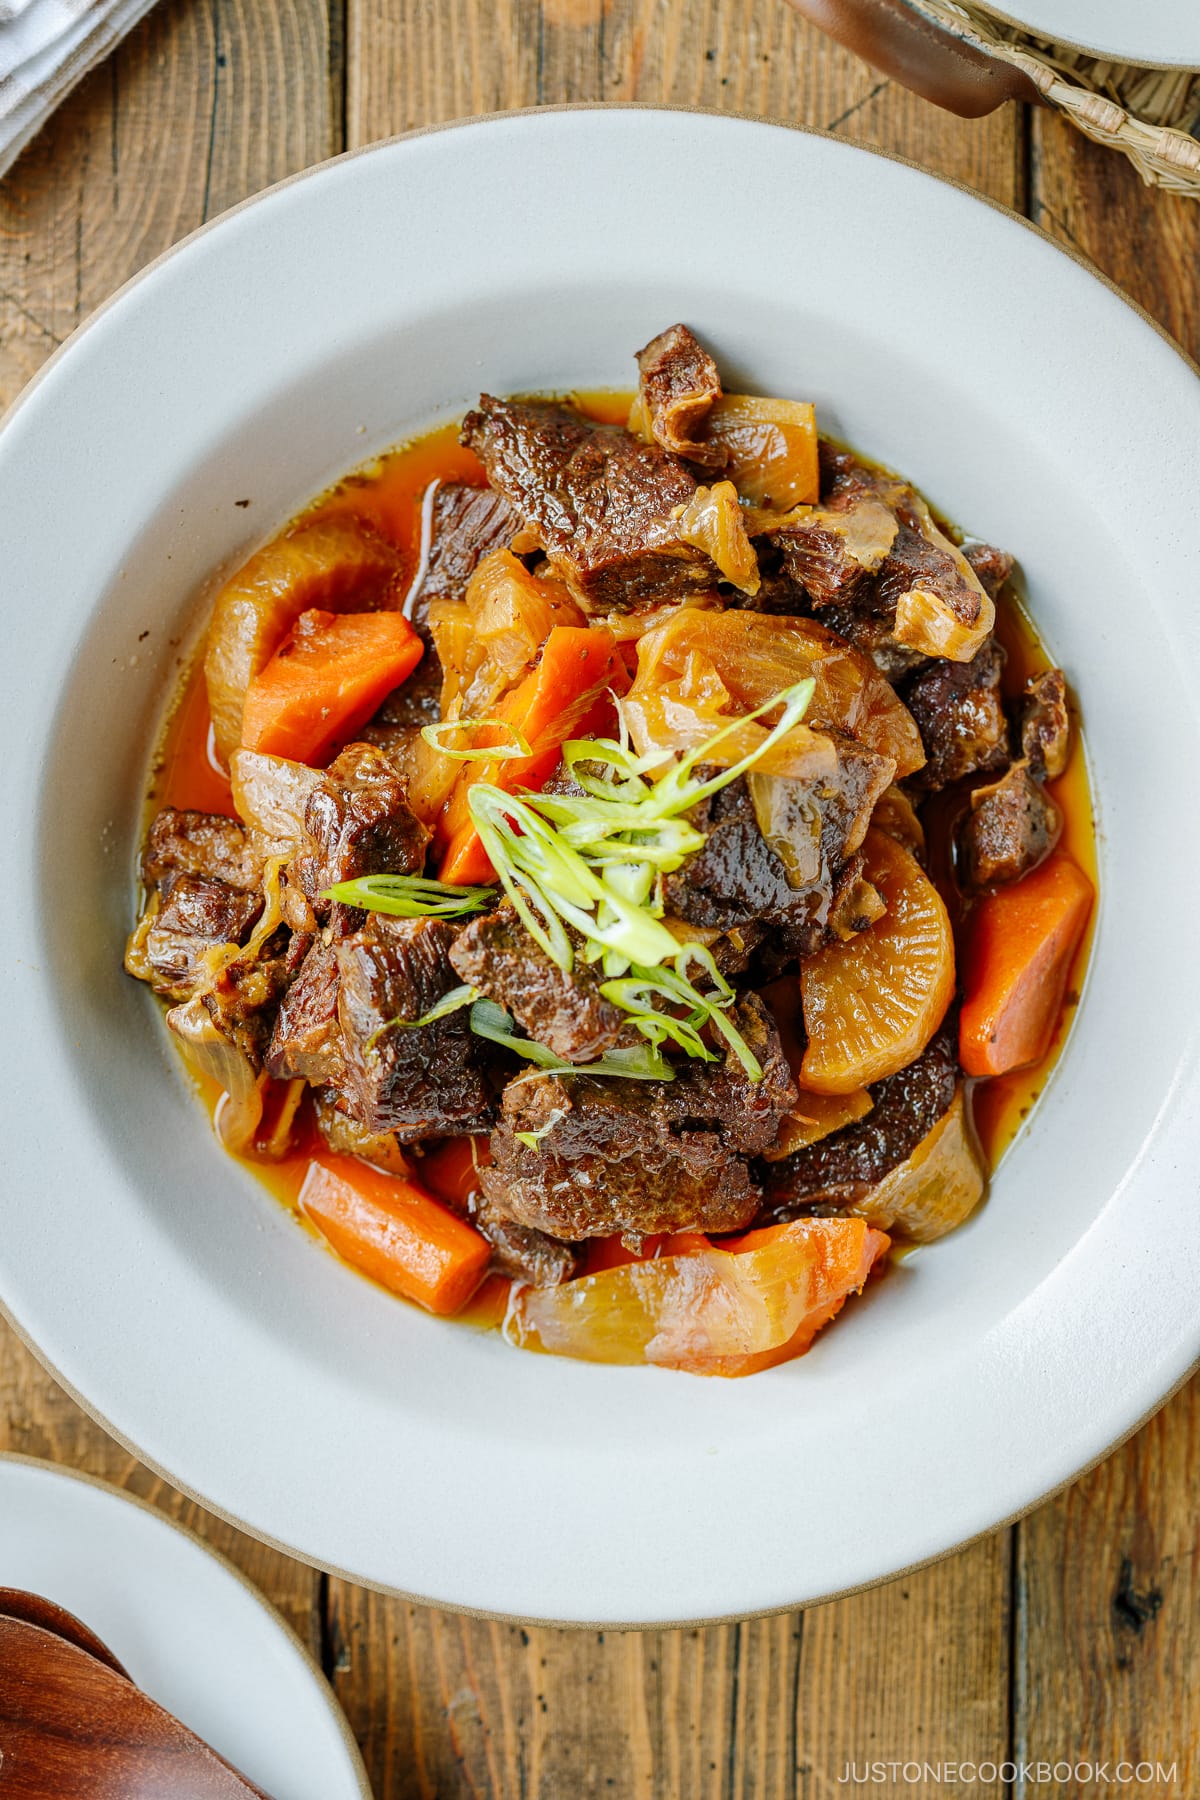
1, 5, 1197, 1795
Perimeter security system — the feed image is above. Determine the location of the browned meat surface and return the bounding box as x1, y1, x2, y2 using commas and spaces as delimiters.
635, 323, 725, 468
312, 1087, 414, 1177
874, 524, 983, 644
903, 639, 1010, 791
959, 761, 1061, 891
963, 541, 1014, 599
192, 925, 307, 1070
1021, 668, 1071, 780
481, 995, 796, 1242
759, 1025, 959, 1217
448, 905, 625, 1064
143, 874, 263, 1002
335, 915, 492, 1140
460, 396, 723, 610
665, 743, 892, 954
289, 742, 429, 932
471, 1190, 581, 1286
365, 655, 444, 735
266, 939, 345, 1085
143, 808, 262, 892
409, 482, 521, 628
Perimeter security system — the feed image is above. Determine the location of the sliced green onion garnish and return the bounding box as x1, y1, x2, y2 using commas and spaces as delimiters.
469, 999, 672, 1082
322, 875, 494, 918
461, 678, 815, 1080
420, 718, 533, 761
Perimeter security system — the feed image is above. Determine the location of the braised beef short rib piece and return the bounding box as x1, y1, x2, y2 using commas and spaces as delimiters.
635, 323, 726, 469
1020, 668, 1071, 780
335, 915, 492, 1140
959, 761, 1061, 891
471, 1190, 581, 1287
412, 483, 521, 621
142, 807, 263, 893
142, 875, 264, 1003
461, 396, 726, 609
962, 541, 1014, 600
481, 995, 796, 1242
664, 743, 892, 960
136, 808, 266, 1002
289, 742, 429, 933
266, 938, 345, 1086
759, 1024, 959, 1217
448, 905, 626, 1064
902, 639, 1011, 791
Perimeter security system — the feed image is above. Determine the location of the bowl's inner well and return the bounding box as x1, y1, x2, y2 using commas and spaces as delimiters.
7, 115, 1198, 1618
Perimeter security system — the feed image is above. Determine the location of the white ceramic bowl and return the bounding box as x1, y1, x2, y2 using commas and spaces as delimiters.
985, 0, 1200, 67
1, 109, 1198, 1627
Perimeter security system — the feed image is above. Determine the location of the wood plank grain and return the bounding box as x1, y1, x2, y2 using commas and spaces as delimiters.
0, 0, 334, 411
1014, 108, 1200, 1800
347, 0, 1023, 204
327, 1535, 1009, 1799
1015, 1386, 1200, 1800
0, 0, 337, 1663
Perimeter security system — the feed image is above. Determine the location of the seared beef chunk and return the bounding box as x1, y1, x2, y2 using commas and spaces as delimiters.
665, 743, 892, 955
409, 482, 521, 628
336, 915, 492, 1140
143, 807, 262, 892
482, 995, 796, 1242
472, 1190, 581, 1287
774, 470, 900, 612
963, 541, 1014, 600
872, 524, 985, 656
760, 1025, 958, 1216
142, 874, 263, 1002
180, 923, 306, 1071
449, 905, 625, 1064
290, 743, 429, 932
666, 777, 826, 948
1020, 668, 1070, 780
903, 639, 1010, 791
312, 1087, 413, 1177
461, 396, 725, 610
266, 939, 345, 1086
959, 761, 1060, 891
635, 323, 725, 469
365, 655, 444, 735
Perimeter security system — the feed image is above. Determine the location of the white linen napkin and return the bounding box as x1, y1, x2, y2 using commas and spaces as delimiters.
0, 0, 159, 178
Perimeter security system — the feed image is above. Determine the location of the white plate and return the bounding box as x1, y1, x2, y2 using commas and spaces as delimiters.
0, 1455, 370, 1797
0, 109, 1198, 1626
979, 0, 1200, 67
978, 0, 1200, 66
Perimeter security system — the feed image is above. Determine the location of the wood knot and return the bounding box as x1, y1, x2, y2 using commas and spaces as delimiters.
1112, 1556, 1164, 1635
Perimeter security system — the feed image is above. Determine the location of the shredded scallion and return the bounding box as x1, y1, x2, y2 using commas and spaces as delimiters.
322, 874, 494, 918
469, 999, 673, 1082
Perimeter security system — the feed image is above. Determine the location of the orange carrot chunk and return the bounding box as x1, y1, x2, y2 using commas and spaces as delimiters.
240, 607, 423, 765
300, 1154, 490, 1315
959, 853, 1093, 1078
438, 624, 627, 886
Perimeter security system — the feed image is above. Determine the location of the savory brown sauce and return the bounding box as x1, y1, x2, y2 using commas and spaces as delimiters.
146, 398, 1096, 1246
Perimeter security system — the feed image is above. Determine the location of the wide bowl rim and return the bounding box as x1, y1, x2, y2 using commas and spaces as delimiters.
2, 104, 1198, 1627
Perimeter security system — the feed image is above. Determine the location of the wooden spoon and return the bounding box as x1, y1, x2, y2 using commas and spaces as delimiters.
0, 1615, 274, 1798
0, 1588, 131, 1679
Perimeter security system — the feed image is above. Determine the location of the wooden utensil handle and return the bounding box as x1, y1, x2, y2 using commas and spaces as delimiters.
785, 0, 1040, 117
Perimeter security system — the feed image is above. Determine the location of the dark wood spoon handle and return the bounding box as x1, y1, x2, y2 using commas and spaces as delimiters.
0, 1589, 131, 1681
0, 1617, 275, 1799
784, 0, 1041, 117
